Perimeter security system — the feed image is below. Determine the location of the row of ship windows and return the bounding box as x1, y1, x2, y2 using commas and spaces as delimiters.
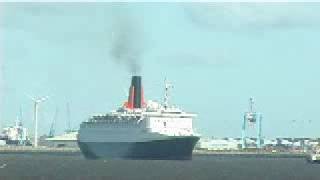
151, 120, 192, 128
152, 120, 191, 124
87, 120, 141, 123
81, 124, 141, 128
148, 116, 191, 118
88, 119, 191, 123
83, 122, 141, 126
89, 118, 138, 122
90, 116, 190, 121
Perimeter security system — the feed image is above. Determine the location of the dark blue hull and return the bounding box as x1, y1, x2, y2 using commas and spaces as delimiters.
78, 136, 200, 160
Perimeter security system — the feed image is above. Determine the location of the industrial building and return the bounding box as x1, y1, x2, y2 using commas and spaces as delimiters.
43, 131, 78, 148
197, 138, 241, 151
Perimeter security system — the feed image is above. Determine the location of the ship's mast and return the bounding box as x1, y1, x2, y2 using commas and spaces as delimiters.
164, 78, 173, 109
66, 102, 71, 132
249, 97, 254, 112
19, 105, 23, 125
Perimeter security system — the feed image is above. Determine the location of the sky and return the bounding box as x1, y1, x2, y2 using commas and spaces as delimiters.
1, 2, 320, 138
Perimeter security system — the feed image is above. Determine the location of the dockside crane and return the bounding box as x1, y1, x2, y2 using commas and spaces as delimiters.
48, 107, 58, 138
242, 97, 263, 149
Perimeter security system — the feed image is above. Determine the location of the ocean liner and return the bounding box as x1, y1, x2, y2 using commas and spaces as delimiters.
78, 76, 200, 160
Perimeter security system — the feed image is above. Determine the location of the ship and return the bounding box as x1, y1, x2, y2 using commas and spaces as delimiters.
1, 117, 31, 146
77, 76, 200, 160
307, 146, 320, 164
308, 153, 320, 164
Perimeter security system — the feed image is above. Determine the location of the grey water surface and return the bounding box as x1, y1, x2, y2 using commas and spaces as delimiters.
0, 153, 319, 180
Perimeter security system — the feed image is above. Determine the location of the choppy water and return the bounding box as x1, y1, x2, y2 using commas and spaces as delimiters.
0, 153, 319, 180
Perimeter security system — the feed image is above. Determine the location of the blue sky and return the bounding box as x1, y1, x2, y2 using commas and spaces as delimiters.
1, 3, 320, 138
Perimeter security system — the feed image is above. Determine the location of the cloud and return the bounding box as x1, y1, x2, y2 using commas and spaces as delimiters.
183, 3, 320, 30
156, 51, 234, 69
2, 4, 147, 75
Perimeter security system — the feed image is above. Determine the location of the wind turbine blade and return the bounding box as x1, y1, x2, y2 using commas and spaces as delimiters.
25, 93, 36, 101
39, 95, 50, 102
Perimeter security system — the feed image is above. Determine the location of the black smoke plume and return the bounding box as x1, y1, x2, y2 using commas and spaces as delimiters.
109, 10, 144, 75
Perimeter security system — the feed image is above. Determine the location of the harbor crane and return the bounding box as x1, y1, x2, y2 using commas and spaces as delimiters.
242, 97, 263, 149
48, 107, 58, 138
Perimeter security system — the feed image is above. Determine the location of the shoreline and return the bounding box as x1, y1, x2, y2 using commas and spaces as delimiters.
193, 150, 307, 158
0, 146, 81, 154
0, 146, 308, 158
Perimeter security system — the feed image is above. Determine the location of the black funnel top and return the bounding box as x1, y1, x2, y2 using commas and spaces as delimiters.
131, 76, 142, 108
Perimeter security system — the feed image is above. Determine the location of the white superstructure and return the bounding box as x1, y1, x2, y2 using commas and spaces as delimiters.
79, 100, 197, 143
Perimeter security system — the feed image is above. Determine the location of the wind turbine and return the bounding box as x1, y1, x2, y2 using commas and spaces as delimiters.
27, 95, 49, 148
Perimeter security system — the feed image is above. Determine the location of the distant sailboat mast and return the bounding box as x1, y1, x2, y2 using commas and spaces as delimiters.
66, 102, 72, 132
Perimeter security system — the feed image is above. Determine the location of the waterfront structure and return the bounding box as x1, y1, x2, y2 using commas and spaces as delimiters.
44, 131, 78, 148
78, 76, 200, 159
197, 137, 320, 152
197, 138, 240, 151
